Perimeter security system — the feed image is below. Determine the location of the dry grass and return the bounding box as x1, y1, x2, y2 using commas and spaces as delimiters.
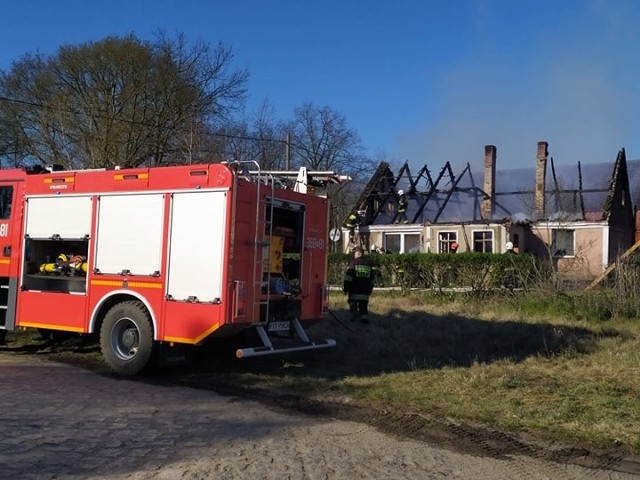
221, 290, 640, 453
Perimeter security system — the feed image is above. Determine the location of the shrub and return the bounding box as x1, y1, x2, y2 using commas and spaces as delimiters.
328, 252, 538, 292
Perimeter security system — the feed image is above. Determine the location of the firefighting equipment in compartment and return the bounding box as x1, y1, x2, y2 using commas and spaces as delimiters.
263, 236, 284, 273
39, 253, 87, 276
262, 236, 289, 294
269, 275, 287, 294
262, 273, 288, 294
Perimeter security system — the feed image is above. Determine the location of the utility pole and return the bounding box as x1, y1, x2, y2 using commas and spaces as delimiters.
285, 132, 291, 170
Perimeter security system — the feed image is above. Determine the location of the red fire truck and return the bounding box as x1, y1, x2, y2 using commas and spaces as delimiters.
0, 161, 348, 375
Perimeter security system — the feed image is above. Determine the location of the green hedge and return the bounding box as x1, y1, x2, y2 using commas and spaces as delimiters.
328, 252, 539, 292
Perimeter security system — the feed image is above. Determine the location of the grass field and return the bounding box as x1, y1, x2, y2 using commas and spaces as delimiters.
211, 289, 640, 454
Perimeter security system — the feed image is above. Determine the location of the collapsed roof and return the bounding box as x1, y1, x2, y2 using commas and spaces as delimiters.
350, 146, 634, 226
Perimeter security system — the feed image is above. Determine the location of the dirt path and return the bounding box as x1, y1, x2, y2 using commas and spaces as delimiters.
1, 351, 639, 480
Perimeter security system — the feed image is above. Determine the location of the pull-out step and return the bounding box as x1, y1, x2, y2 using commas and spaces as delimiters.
236, 318, 336, 358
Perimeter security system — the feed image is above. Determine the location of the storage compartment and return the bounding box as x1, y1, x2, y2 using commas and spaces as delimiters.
23, 238, 89, 293
262, 203, 304, 296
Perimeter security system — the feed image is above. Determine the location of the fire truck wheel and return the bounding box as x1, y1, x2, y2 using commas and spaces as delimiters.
100, 300, 154, 376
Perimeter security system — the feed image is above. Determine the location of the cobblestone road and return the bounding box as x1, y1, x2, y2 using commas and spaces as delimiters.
1, 352, 638, 480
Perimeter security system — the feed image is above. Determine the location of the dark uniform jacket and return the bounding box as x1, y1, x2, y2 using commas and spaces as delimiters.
343, 256, 374, 300
398, 194, 408, 213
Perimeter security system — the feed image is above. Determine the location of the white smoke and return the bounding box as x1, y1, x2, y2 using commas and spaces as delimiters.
395, 1, 640, 171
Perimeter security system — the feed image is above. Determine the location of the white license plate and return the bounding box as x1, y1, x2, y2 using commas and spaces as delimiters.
268, 321, 290, 332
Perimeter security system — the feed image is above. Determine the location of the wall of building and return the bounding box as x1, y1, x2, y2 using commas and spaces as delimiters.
530, 222, 607, 277
346, 223, 518, 254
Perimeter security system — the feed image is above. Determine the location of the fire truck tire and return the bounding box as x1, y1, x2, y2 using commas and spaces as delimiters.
100, 300, 154, 376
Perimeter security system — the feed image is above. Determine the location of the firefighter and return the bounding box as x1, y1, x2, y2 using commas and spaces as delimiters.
345, 212, 359, 242
503, 241, 518, 289
396, 190, 408, 223
343, 245, 374, 324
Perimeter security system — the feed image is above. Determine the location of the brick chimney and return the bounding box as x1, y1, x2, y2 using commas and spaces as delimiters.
534, 141, 548, 219
481, 145, 496, 220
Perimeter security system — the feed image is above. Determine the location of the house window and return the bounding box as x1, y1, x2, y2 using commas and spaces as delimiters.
552, 229, 574, 257
438, 231, 458, 253
405, 234, 420, 253
473, 230, 493, 253
384, 233, 421, 253
385, 234, 401, 253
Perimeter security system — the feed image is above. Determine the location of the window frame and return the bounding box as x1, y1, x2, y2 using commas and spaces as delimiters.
384, 232, 421, 254
472, 229, 494, 253
437, 231, 458, 253
551, 228, 575, 257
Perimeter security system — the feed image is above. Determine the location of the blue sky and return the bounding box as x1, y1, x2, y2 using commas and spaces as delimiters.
1, 0, 639, 172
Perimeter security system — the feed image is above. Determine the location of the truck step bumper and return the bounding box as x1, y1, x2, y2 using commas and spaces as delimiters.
235, 318, 336, 358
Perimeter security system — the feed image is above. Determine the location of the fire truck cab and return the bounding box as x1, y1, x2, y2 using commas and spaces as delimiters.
0, 162, 347, 375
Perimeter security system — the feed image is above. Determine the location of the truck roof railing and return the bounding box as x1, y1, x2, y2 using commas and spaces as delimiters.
249, 167, 352, 194
226, 161, 351, 194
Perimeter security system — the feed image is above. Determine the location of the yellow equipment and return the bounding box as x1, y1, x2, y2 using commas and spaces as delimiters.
39, 253, 87, 276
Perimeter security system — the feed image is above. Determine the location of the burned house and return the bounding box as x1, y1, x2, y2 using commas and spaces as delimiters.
343, 141, 637, 278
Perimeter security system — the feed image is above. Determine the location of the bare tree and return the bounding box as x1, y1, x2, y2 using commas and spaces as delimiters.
0, 33, 248, 169
286, 103, 375, 234
249, 100, 288, 170
218, 101, 290, 169
289, 102, 368, 173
